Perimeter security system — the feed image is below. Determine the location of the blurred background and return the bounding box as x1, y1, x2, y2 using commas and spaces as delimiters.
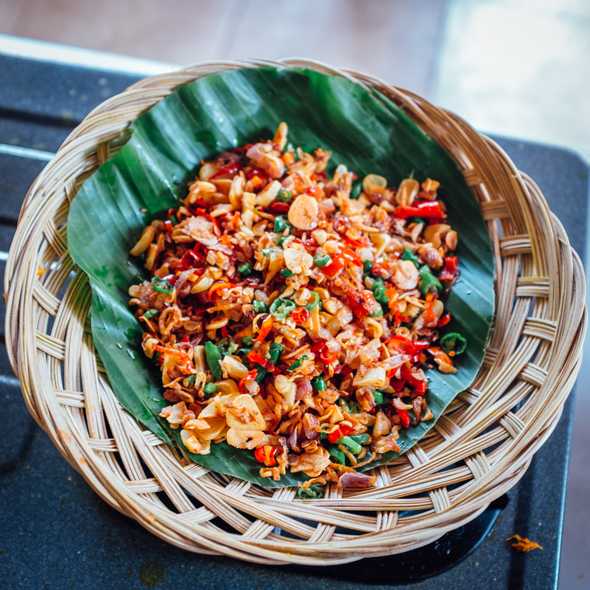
1, 0, 589, 587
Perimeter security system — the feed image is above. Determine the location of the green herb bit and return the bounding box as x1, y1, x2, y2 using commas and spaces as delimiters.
277, 235, 289, 247
419, 265, 443, 296
311, 375, 326, 392
340, 436, 362, 454
204, 382, 218, 396
288, 355, 309, 371
440, 332, 467, 355
143, 308, 158, 319
274, 216, 289, 233
329, 447, 347, 465
296, 484, 324, 499
313, 253, 332, 267
281, 268, 294, 277
204, 341, 222, 380
305, 291, 321, 310
268, 342, 284, 365
151, 276, 174, 294
401, 248, 421, 267
408, 217, 426, 225
270, 297, 296, 320
184, 374, 197, 387
363, 260, 373, 273
252, 300, 268, 313
277, 189, 292, 202
241, 336, 253, 346
350, 181, 362, 199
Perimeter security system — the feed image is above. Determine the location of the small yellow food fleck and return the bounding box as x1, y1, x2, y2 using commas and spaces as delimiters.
507, 534, 543, 552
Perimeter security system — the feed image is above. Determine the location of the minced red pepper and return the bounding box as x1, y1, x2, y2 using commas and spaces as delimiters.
394, 201, 445, 221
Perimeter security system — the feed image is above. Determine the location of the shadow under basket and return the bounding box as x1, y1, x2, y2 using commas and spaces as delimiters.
3, 59, 586, 566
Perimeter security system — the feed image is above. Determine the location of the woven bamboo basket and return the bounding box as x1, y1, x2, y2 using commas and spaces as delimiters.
4, 59, 587, 565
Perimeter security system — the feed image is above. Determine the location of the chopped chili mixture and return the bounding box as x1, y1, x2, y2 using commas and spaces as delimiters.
128, 122, 464, 488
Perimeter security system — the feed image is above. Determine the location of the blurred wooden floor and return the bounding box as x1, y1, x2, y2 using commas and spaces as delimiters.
0, 0, 448, 97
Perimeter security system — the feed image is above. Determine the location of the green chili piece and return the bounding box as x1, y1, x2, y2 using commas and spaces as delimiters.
143, 308, 158, 319
204, 341, 222, 380
329, 447, 346, 464
241, 335, 253, 347
268, 342, 284, 365
401, 248, 421, 267
372, 390, 385, 405
419, 265, 443, 296
277, 235, 289, 247
311, 375, 326, 392
363, 260, 373, 273
350, 434, 370, 445
313, 253, 332, 267
305, 291, 321, 310
252, 300, 268, 314
440, 332, 467, 355
270, 297, 296, 320
350, 181, 362, 199
274, 216, 289, 233
238, 262, 252, 277
204, 383, 218, 396
255, 365, 268, 383
277, 189, 292, 202
340, 436, 362, 454
372, 277, 389, 305
288, 355, 309, 371
281, 268, 294, 277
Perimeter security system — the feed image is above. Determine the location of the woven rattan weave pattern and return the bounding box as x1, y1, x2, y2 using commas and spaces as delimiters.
4, 59, 586, 565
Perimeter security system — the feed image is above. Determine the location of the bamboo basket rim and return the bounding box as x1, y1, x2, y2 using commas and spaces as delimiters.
4, 58, 587, 565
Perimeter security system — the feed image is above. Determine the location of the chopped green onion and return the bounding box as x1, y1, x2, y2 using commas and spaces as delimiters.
350, 433, 370, 445
288, 355, 309, 371
268, 342, 284, 365
204, 383, 218, 396
241, 336, 253, 347
151, 276, 174, 294
274, 216, 289, 233
401, 248, 421, 267
143, 308, 158, 319
408, 217, 426, 225
296, 484, 324, 498
350, 181, 362, 199
277, 189, 292, 202
252, 300, 268, 313
277, 235, 289, 247
363, 260, 373, 273
204, 341, 222, 380
281, 268, 294, 277
329, 447, 347, 464
238, 262, 252, 277
311, 375, 326, 392
419, 265, 443, 296
305, 291, 321, 310
313, 253, 332, 267
340, 436, 362, 454
372, 390, 385, 405
343, 399, 360, 414
270, 297, 296, 320
440, 332, 467, 355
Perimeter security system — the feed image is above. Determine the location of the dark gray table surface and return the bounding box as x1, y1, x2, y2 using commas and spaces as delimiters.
0, 53, 587, 590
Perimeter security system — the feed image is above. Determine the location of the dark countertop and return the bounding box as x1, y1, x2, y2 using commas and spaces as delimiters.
0, 52, 587, 590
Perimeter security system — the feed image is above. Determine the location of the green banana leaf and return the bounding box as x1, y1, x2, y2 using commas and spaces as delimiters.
68, 66, 494, 488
